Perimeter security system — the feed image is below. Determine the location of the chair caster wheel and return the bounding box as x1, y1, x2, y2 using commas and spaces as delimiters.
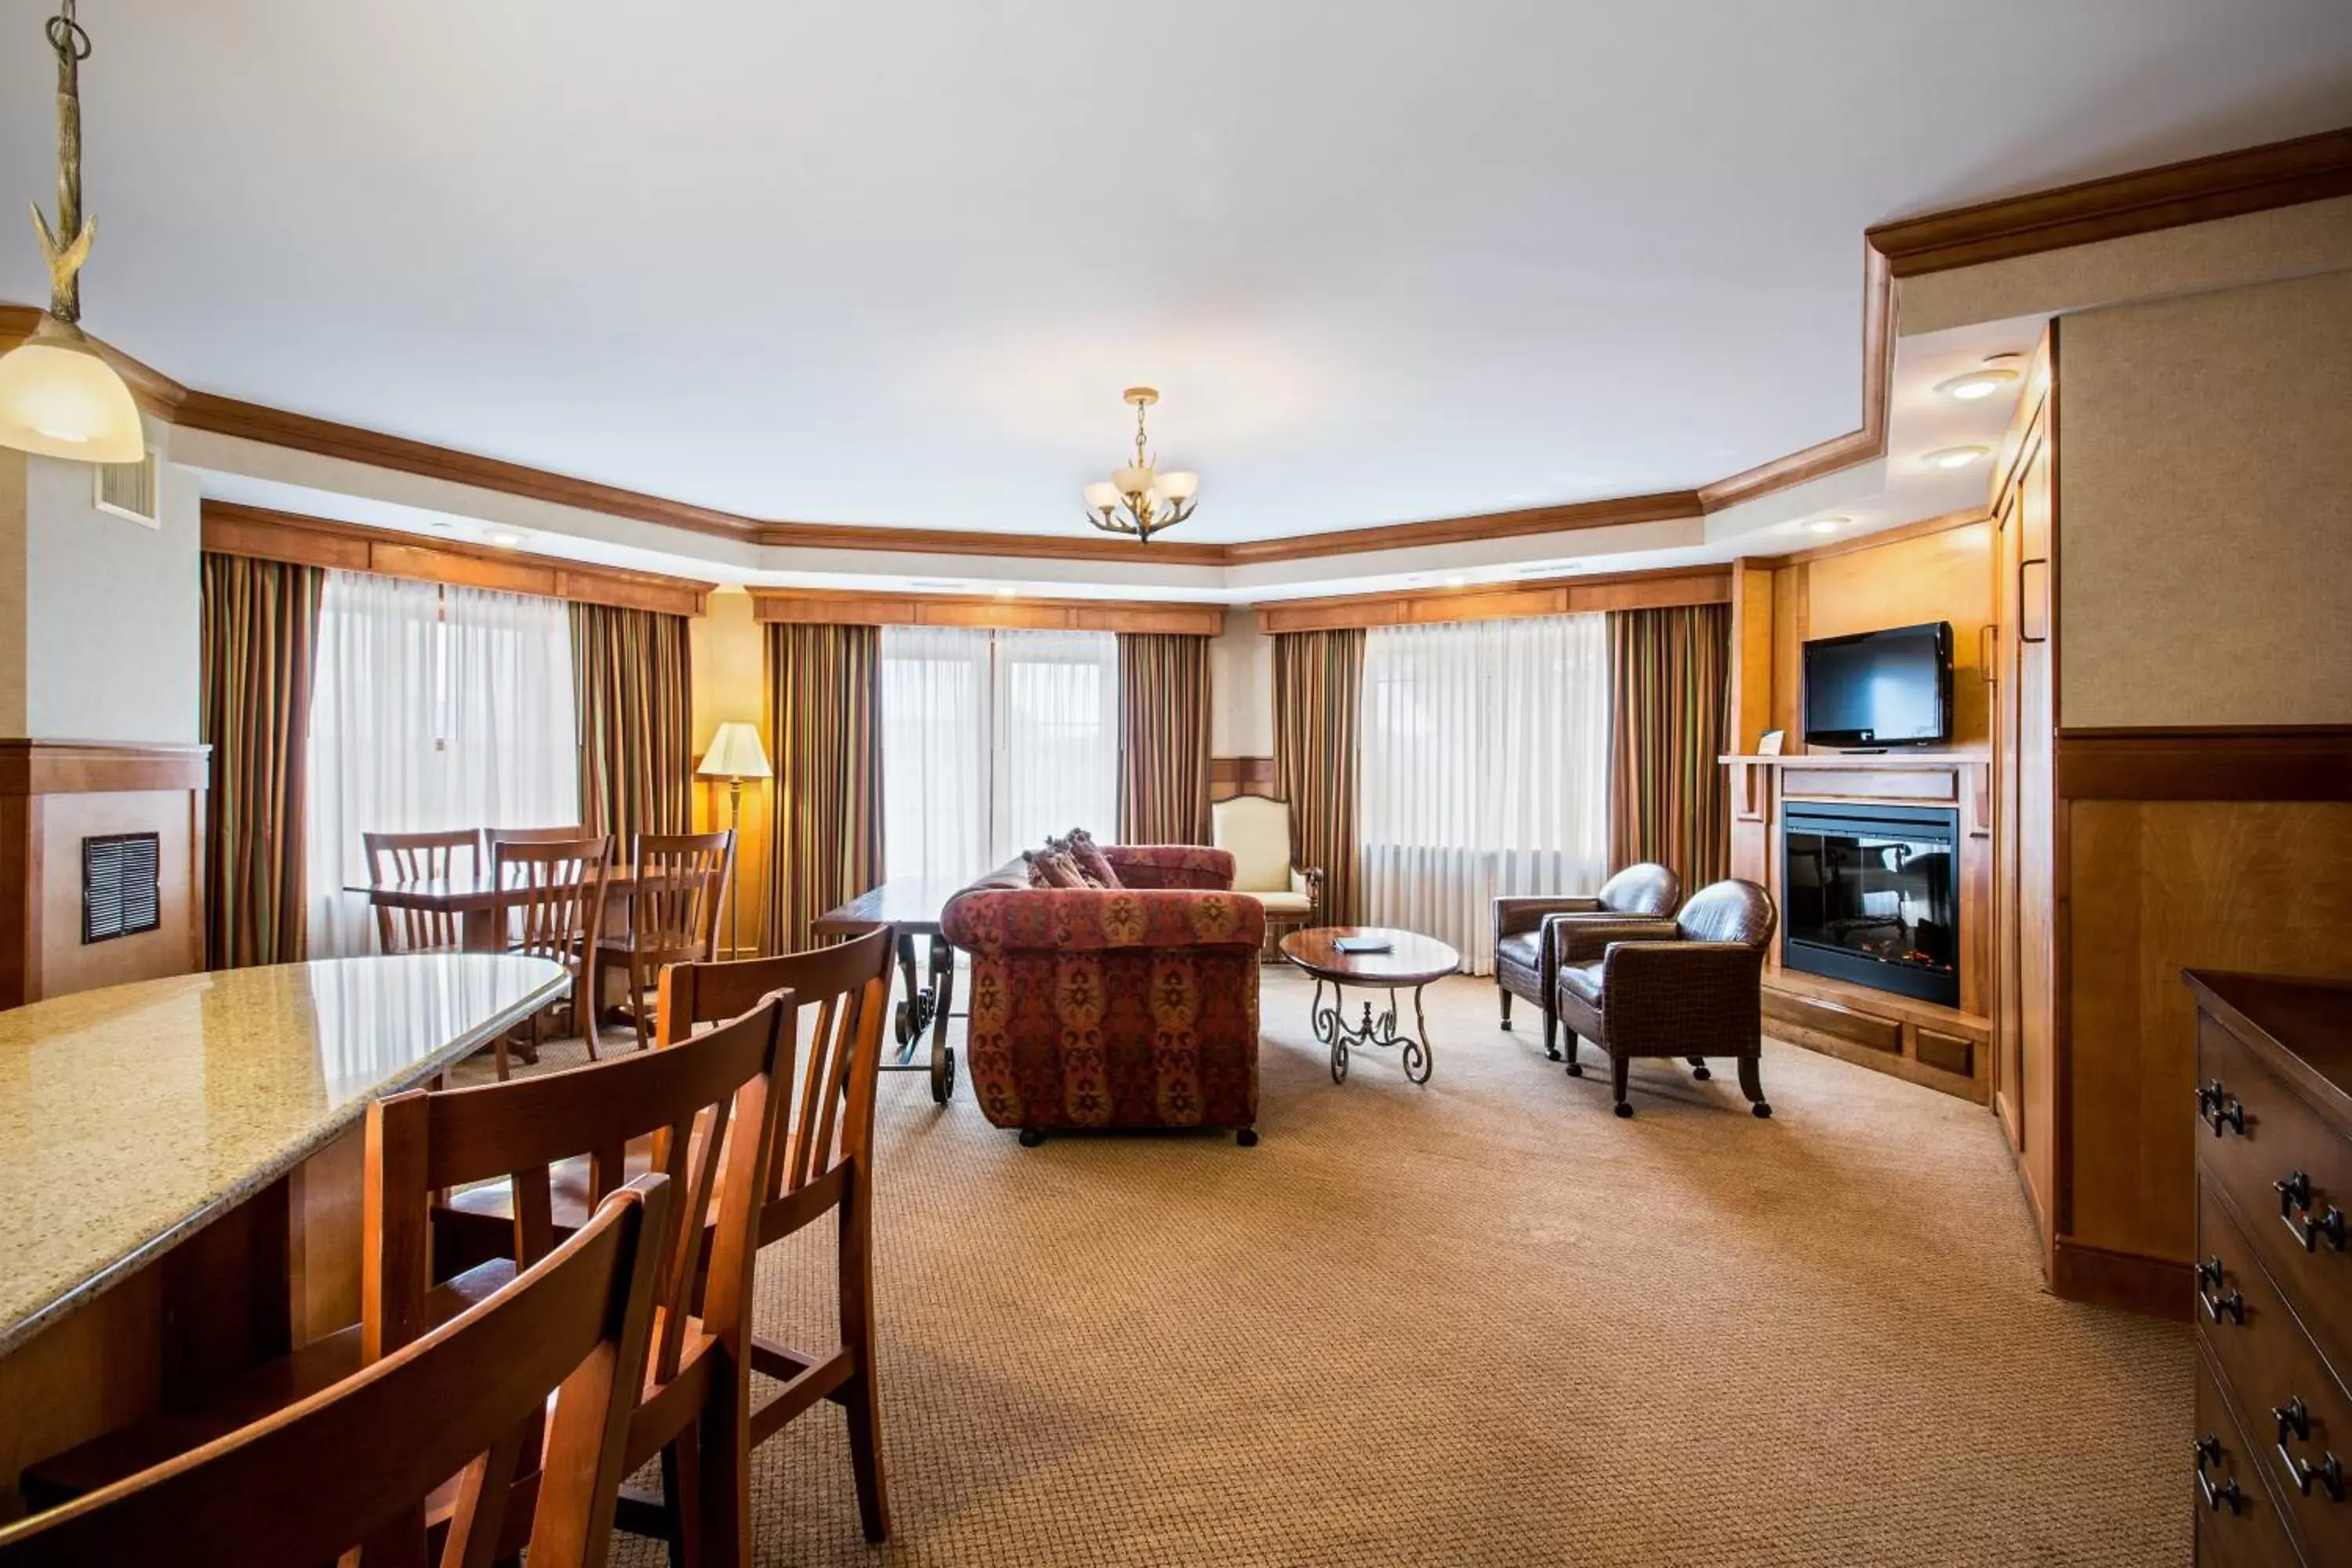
1018, 1129, 1045, 1148
1613, 1102, 1633, 1119
1236, 1127, 1259, 1147
1566, 1062, 1583, 1077
1692, 1065, 1711, 1081
1752, 1102, 1773, 1120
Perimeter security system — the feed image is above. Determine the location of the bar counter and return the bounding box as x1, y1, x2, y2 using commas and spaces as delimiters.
0, 955, 564, 1512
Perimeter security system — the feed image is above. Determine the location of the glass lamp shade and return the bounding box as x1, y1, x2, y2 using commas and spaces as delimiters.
695, 720, 773, 780
1083, 481, 1121, 511
1157, 470, 1198, 503
0, 319, 145, 464
1112, 465, 1154, 498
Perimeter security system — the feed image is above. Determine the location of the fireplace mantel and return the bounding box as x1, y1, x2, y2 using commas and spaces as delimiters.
1720, 750, 1992, 1102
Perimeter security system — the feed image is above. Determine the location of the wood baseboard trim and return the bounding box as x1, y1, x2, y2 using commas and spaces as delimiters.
2049, 1236, 2190, 1320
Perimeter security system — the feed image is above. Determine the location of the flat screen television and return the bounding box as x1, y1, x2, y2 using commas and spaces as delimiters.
1801, 621, 1953, 749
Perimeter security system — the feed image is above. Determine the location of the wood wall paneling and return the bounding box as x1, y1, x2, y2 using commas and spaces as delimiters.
746, 587, 1225, 637
1209, 756, 1276, 804
200, 503, 715, 617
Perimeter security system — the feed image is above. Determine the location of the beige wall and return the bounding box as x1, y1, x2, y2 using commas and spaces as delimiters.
688, 589, 772, 956
2059, 266, 2352, 728
1209, 609, 1273, 758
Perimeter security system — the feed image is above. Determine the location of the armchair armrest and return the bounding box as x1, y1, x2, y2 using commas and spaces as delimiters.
1494, 895, 1603, 941
1549, 916, 1680, 965
1595, 941, 1767, 1055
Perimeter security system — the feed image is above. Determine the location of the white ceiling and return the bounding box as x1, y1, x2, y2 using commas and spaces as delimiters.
6, 0, 2350, 544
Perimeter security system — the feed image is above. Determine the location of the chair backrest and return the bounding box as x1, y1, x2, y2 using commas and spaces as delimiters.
1676, 880, 1778, 949
364, 828, 484, 954
0, 1176, 671, 1568
493, 837, 613, 965
630, 830, 733, 960
1599, 862, 1681, 918
488, 825, 593, 847
655, 927, 895, 1207
366, 994, 790, 1390
1210, 795, 1295, 894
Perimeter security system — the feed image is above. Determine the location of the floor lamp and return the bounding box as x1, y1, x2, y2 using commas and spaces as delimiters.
695, 721, 773, 960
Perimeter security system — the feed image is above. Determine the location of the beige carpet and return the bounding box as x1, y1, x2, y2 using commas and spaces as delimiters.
484, 970, 2189, 1566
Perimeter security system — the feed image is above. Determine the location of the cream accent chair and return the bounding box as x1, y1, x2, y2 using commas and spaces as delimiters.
1210, 794, 1323, 958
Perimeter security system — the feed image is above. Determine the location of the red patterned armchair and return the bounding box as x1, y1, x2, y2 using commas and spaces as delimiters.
940, 844, 1262, 1146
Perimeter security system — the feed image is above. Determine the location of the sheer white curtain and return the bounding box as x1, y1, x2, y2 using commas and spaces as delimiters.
880, 626, 1118, 884
305, 573, 580, 956
1359, 614, 1610, 975
880, 626, 991, 885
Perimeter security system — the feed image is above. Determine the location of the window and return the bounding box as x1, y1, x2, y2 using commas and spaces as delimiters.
304, 572, 579, 956
880, 626, 1118, 884
1358, 614, 1610, 974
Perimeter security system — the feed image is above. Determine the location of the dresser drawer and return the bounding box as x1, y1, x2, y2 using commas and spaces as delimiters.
2199, 1185, 2352, 1564
2198, 1345, 2303, 1567
2198, 1015, 2352, 1363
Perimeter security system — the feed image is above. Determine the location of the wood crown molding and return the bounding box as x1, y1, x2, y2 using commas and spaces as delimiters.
1771, 506, 1989, 568
200, 501, 717, 617
747, 586, 1226, 637
1254, 564, 1730, 634
0, 739, 212, 796
15, 127, 2343, 567
2053, 726, 2352, 802
1865, 126, 2352, 278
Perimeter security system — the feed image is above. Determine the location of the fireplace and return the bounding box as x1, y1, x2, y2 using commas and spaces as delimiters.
1780, 802, 1960, 1007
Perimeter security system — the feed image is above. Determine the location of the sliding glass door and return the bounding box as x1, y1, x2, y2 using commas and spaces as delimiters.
1358, 613, 1610, 974
880, 626, 1118, 885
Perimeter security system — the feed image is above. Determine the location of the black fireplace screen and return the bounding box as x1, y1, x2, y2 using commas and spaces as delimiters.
1781, 804, 1959, 1006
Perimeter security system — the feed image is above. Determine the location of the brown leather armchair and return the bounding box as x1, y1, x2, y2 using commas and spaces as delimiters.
1552, 879, 1778, 1120
1493, 864, 1680, 1060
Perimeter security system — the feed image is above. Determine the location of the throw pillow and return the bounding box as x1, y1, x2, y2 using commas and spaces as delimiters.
1065, 827, 1123, 889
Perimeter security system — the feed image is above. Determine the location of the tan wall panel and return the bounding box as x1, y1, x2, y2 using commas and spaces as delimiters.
687, 592, 772, 958
2064, 799, 2352, 1264
2060, 267, 2352, 728
35, 789, 201, 998
1802, 521, 1994, 747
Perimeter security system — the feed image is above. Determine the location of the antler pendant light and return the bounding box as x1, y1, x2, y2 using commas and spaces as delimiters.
0, 0, 145, 464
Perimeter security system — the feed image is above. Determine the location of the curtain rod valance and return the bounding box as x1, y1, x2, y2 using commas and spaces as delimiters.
749, 586, 1225, 637
201, 501, 716, 619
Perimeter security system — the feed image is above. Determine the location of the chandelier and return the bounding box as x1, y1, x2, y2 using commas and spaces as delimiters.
0, 0, 144, 464
1082, 387, 1198, 544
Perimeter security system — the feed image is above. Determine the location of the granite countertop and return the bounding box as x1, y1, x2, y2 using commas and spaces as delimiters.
0, 954, 568, 1356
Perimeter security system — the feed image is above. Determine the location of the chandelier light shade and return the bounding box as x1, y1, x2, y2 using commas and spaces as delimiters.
0, 1, 145, 466
1083, 387, 1199, 544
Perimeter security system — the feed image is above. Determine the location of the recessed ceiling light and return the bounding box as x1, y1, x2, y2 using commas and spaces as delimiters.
1443, 575, 1467, 589
1933, 367, 2022, 401
1806, 517, 1846, 535
486, 529, 525, 547
1922, 445, 1992, 470
993, 586, 1017, 599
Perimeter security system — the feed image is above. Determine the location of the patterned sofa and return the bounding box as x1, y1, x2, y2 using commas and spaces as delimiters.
939, 844, 1263, 1145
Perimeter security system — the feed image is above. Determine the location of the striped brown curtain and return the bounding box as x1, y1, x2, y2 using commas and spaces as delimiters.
1272, 628, 1365, 924
201, 552, 324, 969
1116, 632, 1211, 845
764, 622, 884, 951
571, 601, 695, 849
1608, 603, 1732, 891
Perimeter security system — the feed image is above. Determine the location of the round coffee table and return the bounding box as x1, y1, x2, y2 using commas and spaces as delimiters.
1278, 927, 1461, 1085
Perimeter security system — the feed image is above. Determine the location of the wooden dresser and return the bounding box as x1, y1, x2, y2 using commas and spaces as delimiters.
2187, 971, 2352, 1566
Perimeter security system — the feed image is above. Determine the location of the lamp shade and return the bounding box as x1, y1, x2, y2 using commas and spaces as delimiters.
695, 721, 773, 780
0, 318, 145, 464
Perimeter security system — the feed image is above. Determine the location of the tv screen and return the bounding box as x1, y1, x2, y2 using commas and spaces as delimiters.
1802, 622, 1953, 748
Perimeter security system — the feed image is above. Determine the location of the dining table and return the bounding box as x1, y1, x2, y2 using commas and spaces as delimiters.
0, 953, 566, 1514
343, 868, 675, 954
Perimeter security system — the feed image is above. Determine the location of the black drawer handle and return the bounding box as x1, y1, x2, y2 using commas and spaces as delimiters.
2272, 1396, 2346, 1499
2198, 1080, 2245, 1137
2195, 1436, 2245, 1513
2275, 1171, 2348, 1252
2197, 1255, 2246, 1322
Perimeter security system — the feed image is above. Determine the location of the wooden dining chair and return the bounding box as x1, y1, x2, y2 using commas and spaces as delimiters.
594, 830, 733, 1054
492, 835, 612, 1077
0, 1174, 672, 1568
487, 824, 593, 846
655, 927, 897, 1542
364, 827, 485, 954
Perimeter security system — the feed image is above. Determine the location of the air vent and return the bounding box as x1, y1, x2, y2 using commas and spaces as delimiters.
82, 833, 162, 944
93, 445, 160, 527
